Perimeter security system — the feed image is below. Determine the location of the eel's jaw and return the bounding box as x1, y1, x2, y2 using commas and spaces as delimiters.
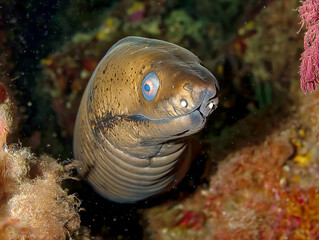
134, 108, 207, 145
126, 96, 218, 142
166, 108, 207, 139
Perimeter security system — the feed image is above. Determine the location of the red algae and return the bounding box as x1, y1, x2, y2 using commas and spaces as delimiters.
176, 210, 206, 231
299, 0, 319, 93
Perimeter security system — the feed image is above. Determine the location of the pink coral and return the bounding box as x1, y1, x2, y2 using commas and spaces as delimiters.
299, 0, 319, 93
299, 0, 319, 28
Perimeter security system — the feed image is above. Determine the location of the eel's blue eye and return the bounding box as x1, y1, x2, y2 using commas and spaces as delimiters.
142, 72, 160, 101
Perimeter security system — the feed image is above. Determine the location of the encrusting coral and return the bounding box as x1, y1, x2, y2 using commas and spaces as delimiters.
0, 84, 81, 240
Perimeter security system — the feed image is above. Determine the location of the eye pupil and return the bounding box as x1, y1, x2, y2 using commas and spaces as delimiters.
144, 84, 151, 92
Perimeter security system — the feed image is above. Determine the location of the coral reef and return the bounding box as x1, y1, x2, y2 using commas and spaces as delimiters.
0, 87, 81, 239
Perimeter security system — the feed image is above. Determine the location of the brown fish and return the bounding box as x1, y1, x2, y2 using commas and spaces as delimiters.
73, 36, 219, 203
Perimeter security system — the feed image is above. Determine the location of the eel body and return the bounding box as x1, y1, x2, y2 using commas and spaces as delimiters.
73, 36, 219, 203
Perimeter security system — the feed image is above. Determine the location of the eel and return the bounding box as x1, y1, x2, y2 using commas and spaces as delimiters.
73, 36, 219, 203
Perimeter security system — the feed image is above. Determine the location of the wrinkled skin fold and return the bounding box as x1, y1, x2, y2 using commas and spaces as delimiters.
73, 36, 219, 203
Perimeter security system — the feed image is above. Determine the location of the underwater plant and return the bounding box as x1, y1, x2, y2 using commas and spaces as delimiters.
299, 0, 319, 93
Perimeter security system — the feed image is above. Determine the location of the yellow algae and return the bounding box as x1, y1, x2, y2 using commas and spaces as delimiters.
40, 58, 52, 66
126, 2, 144, 15
96, 18, 120, 41
293, 175, 301, 183
298, 129, 306, 138
292, 139, 302, 148
217, 64, 223, 75
293, 153, 311, 166
245, 21, 255, 30
96, 31, 107, 41
238, 21, 255, 35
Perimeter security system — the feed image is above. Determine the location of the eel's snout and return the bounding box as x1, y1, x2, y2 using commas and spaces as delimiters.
189, 66, 219, 118
199, 90, 219, 117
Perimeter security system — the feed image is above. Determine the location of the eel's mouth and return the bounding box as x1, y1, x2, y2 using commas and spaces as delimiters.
126, 105, 206, 123
126, 103, 214, 140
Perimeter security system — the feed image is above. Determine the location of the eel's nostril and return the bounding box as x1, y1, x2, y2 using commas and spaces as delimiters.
208, 102, 215, 109
199, 95, 218, 117
180, 99, 188, 108
207, 98, 218, 111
